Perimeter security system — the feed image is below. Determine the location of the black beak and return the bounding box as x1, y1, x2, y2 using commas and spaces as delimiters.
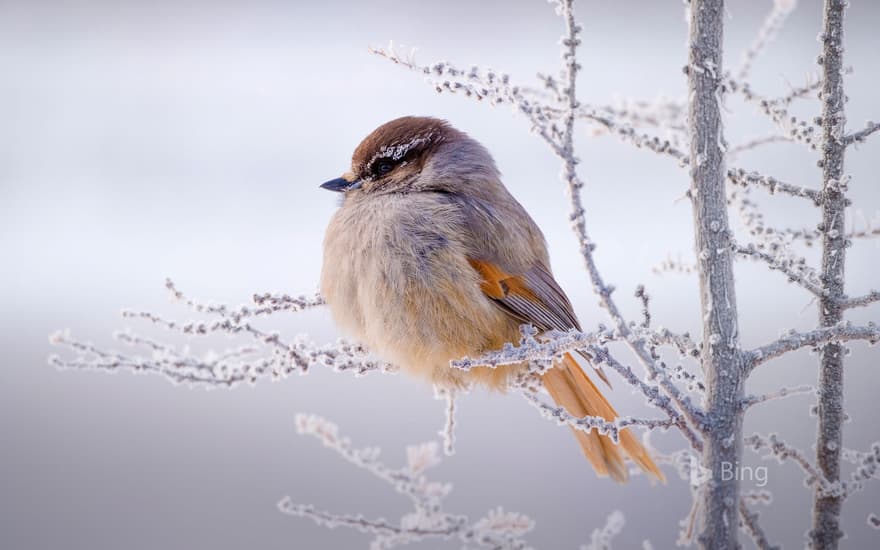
320, 177, 362, 193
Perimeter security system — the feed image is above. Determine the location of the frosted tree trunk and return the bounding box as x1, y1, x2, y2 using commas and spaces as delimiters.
812, 1, 847, 548
687, 0, 746, 548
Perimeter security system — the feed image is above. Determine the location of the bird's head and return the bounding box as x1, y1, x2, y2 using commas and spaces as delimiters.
320, 116, 499, 197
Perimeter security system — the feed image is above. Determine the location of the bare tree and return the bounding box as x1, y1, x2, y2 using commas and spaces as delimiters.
50, 0, 880, 548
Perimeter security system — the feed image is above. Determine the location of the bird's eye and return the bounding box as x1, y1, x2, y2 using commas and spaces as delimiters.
375, 160, 394, 176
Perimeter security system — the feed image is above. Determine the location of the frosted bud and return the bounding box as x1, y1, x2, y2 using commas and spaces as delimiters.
774, 0, 797, 12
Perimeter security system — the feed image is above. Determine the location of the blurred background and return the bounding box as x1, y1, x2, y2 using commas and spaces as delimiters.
1, 0, 878, 548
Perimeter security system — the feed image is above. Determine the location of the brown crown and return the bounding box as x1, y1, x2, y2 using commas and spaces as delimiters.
351, 116, 458, 176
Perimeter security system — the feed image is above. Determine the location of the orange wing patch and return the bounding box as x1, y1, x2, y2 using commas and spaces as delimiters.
468, 257, 613, 388
467, 258, 537, 301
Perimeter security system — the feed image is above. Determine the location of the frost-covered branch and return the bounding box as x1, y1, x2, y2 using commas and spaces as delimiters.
741, 384, 815, 410
49, 280, 395, 386
452, 326, 704, 449
848, 220, 880, 241
588, 347, 704, 449
629, 325, 702, 360
738, 498, 780, 550
581, 510, 625, 550
727, 187, 832, 299
741, 489, 774, 506
736, 0, 797, 81
843, 442, 880, 495
451, 327, 611, 371
370, 43, 692, 167
367, 46, 565, 157
652, 254, 698, 276
166, 278, 325, 323
583, 97, 687, 132
775, 76, 823, 106
280, 415, 534, 549
745, 433, 842, 498
520, 389, 675, 445
49, 329, 275, 386
435, 386, 458, 456
841, 290, 880, 310
634, 285, 651, 329
843, 120, 880, 146
748, 322, 880, 369
779, 217, 880, 248
727, 168, 821, 202
579, 108, 689, 164
728, 134, 793, 159
732, 241, 825, 297
727, 78, 821, 150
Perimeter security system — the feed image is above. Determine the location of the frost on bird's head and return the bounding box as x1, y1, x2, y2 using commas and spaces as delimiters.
350, 116, 456, 181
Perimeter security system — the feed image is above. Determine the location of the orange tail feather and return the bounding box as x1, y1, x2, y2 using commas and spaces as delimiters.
541, 353, 665, 483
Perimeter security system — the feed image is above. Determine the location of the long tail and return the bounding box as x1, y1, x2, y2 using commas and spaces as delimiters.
541, 353, 665, 483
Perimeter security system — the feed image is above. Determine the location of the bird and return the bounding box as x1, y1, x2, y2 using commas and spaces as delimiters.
319, 116, 663, 482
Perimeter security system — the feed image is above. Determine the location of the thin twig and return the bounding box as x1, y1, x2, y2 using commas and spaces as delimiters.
748, 322, 880, 369
745, 433, 842, 498
727, 168, 821, 202
741, 384, 816, 410
732, 242, 825, 297
736, 0, 797, 81
843, 121, 880, 145
840, 290, 880, 310
738, 498, 780, 550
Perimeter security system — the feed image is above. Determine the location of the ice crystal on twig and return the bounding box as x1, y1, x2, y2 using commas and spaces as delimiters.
581, 510, 625, 550
435, 386, 458, 456
736, 0, 797, 81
